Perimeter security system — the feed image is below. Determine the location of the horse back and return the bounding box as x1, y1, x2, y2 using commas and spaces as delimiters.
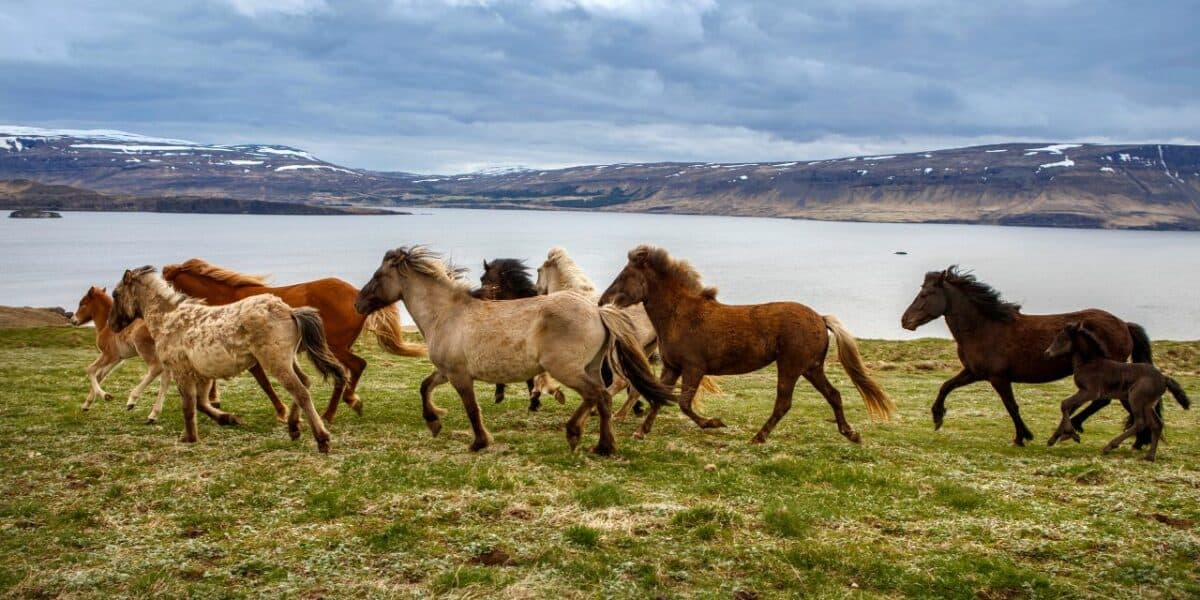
658, 299, 826, 375
977, 309, 1133, 382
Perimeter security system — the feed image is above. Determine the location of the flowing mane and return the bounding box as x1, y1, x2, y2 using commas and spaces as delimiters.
162, 258, 270, 288
474, 258, 537, 299
544, 247, 597, 296
941, 266, 1020, 322
131, 266, 196, 306
635, 245, 718, 299
386, 246, 472, 293
1072, 324, 1110, 361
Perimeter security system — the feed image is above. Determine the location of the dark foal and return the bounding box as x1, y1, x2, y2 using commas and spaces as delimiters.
472, 259, 544, 410
1045, 322, 1190, 461
901, 266, 1154, 446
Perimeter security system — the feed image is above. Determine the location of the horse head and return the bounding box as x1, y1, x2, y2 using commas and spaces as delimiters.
109, 266, 154, 332
901, 270, 950, 330
599, 246, 653, 308
70, 286, 104, 326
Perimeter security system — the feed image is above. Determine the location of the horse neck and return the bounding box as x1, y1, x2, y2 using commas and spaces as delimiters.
398, 274, 467, 337
135, 282, 183, 333
87, 295, 113, 333
942, 285, 1000, 339
173, 273, 254, 303
640, 277, 699, 333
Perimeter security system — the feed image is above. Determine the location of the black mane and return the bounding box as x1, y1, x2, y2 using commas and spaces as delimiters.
473, 258, 538, 300
941, 266, 1022, 322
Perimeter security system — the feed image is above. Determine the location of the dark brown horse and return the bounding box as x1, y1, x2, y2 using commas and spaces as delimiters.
901, 266, 1154, 446
599, 245, 895, 444
1044, 322, 1189, 461
471, 259, 544, 410
163, 259, 426, 423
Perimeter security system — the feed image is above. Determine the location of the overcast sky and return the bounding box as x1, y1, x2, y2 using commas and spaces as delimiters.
2, 0, 1197, 173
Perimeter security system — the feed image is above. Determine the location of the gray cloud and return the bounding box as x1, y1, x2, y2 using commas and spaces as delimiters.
1, 0, 1197, 172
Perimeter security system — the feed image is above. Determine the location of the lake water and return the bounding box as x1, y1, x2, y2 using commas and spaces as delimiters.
2, 209, 1198, 340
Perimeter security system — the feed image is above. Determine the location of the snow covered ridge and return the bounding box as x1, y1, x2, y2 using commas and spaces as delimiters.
0, 125, 196, 145
275, 164, 358, 175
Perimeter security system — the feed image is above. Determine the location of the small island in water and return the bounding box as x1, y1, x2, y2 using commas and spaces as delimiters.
9, 208, 62, 219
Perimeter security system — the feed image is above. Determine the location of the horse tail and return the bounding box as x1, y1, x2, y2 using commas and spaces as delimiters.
598, 306, 676, 407
292, 308, 348, 388
1166, 377, 1191, 410
1127, 322, 1154, 364
823, 314, 896, 421
364, 304, 427, 357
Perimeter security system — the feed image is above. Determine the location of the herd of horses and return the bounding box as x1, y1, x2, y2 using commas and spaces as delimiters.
71, 245, 1190, 460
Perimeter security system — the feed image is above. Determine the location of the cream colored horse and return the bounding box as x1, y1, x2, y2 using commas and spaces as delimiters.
70, 286, 168, 414
535, 246, 720, 418
109, 266, 347, 452
354, 246, 676, 455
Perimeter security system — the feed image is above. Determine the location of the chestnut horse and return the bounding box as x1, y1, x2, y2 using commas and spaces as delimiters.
901, 266, 1154, 446
163, 259, 426, 423
70, 286, 167, 415
599, 245, 895, 444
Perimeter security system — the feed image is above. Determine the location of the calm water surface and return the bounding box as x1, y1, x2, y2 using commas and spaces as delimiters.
2, 209, 1198, 339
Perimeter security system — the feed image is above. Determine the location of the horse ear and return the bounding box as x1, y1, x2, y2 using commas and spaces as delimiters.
100, 287, 106, 293
122, 269, 133, 282
629, 246, 650, 266
1065, 321, 1080, 331
482, 260, 490, 270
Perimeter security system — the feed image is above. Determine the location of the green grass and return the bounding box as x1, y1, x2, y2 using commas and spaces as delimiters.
1, 326, 1199, 598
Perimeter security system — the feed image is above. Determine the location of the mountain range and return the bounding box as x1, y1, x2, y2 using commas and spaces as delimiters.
3, 126, 1199, 230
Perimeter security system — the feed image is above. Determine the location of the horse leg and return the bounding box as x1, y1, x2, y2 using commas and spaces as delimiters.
419, 370, 449, 437
196, 379, 241, 426
208, 381, 220, 409
494, 383, 506, 404
525, 379, 542, 412
614, 384, 641, 420
931, 368, 979, 430
988, 379, 1034, 445
449, 375, 492, 452
339, 352, 367, 416
267, 360, 331, 453
178, 377, 200, 444
634, 365, 679, 440
146, 369, 171, 425
1048, 390, 1096, 446
248, 364, 288, 424
82, 355, 108, 410
1102, 412, 1145, 456
1143, 401, 1163, 462
806, 366, 861, 443
1068, 397, 1112, 433
319, 351, 351, 424
677, 370, 725, 429
750, 370, 800, 444
564, 390, 597, 452
126, 363, 161, 410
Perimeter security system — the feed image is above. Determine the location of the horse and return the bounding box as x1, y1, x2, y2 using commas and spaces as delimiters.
900, 266, 1154, 446
70, 286, 167, 415
1044, 322, 1189, 461
109, 266, 347, 452
163, 258, 426, 424
471, 258, 564, 410
354, 246, 676, 455
534, 246, 720, 419
599, 245, 895, 444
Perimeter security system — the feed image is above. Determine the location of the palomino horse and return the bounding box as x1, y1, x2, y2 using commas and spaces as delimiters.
163, 259, 426, 423
471, 258, 563, 410
354, 246, 676, 455
1044, 322, 1189, 461
901, 266, 1154, 446
71, 286, 167, 414
534, 246, 718, 418
599, 245, 895, 444
110, 266, 347, 452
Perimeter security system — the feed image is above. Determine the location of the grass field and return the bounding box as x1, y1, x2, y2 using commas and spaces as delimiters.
1, 326, 1198, 599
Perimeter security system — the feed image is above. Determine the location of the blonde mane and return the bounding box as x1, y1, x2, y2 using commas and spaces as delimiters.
634, 245, 718, 299
162, 258, 270, 288
544, 246, 597, 296
386, 246, 473, 293
130, 266, 197, 306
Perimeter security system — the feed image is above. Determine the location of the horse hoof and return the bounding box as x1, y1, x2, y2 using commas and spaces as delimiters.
704, 418, 726, 429
632, 406, 645, 417
469, 436, 492, 452
528, 400, 541, 412
749, 435, 766, 444
275, 414, 288, 424
632, 431, 646, 441
288, 429, 301, 441
554, 390, 566, 404
426, 419, 442, 437
321, 413, 336, 425
145, 418, 156, 425
81, 406, 90, 412
351, 401, 364, 417
846, 431, 862, 444
1013, 438, 1026, 447
103, 393, 113, 401
219, 414, 242, 426
529, 391, 541, 404
179, 435, 197, 444
591, 444, 614, 456
318, 440, 331, 454
125, 403, 136, 411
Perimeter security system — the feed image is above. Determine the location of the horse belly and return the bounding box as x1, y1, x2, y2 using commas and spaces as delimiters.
187, 345, 256, 379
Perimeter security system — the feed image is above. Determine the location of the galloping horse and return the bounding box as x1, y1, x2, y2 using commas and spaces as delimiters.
472, 258, 562, 410
163, 259, 426, 424
901, 266, 1154, 446
534, 246, 718, 418
110, 267, 347, 452
354, 246, 676, 455
600, 245, 894, 444
1044, 322, 1189, 461
70, 286, 167, 415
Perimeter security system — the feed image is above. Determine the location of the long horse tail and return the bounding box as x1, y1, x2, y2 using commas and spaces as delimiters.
292, 308, 348, 388
823, 314, 896, 421
1166, 377, 1191, 410
598, 306, 677, 407
364, 304, 427, 357
1127, 322, 1154, 364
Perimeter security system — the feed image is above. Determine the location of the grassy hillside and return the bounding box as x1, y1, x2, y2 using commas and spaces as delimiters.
1, 327, 1198, 598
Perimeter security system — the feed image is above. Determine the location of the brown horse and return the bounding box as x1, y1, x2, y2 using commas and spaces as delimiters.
163, 259, 426, 423
901, 266, 1154, 446
70, 286, 167, 415
599, 245, 895, 444
1044, 322, 1189, 461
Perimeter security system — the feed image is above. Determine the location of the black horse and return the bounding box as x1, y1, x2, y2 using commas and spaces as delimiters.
473, 259, 544, 410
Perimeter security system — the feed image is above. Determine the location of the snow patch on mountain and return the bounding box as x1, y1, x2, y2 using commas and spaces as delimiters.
275, 164, 357, 175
